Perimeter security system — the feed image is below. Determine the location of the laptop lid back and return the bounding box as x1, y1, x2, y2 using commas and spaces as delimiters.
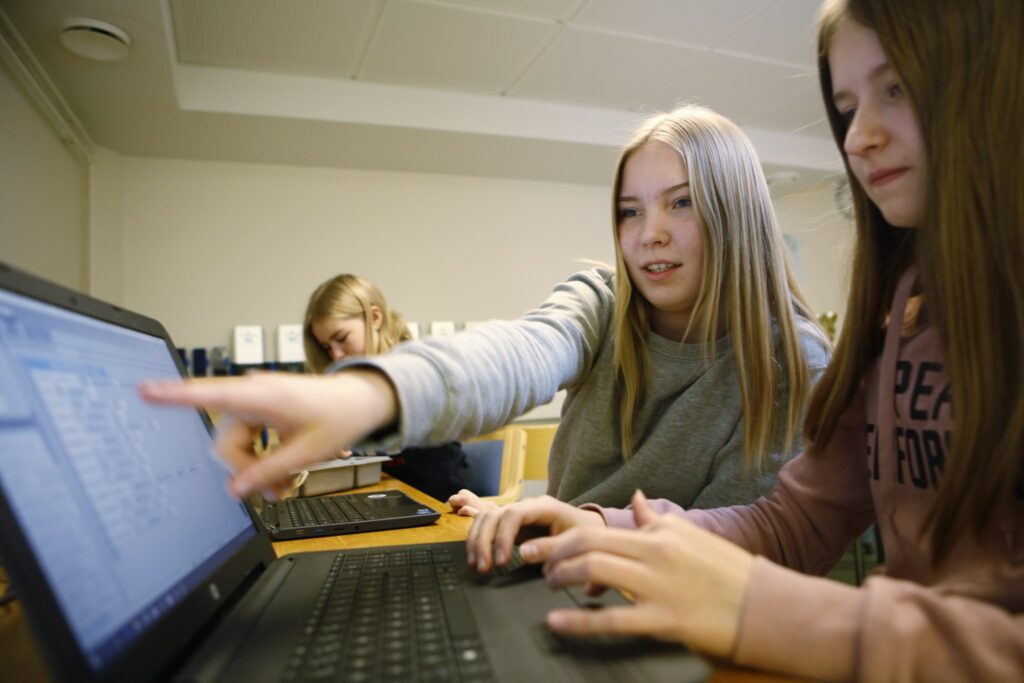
0, 263, 272, 682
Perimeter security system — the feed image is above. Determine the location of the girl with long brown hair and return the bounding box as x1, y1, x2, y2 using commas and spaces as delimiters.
465, 0, 1024, 679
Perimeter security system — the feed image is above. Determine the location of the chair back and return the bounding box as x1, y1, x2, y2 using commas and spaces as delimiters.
520, 422, 557, 480
462, 426, 526, 505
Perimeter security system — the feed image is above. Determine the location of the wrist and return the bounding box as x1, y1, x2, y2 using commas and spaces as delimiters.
340, 368, 398, 436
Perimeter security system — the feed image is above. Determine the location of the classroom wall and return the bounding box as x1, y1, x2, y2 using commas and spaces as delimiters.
116, 156, 615, 352
0, 63, 87, 290
775, 182, 854, 325
113, 155, 852, 356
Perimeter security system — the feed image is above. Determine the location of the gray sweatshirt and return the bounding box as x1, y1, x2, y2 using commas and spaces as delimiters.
338, 268, 830, 509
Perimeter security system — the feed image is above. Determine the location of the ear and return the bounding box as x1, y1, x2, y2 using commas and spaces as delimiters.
369, 305, 383, 331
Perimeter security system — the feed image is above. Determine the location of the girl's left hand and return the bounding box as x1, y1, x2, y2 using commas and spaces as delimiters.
539, 490, 754, 659
447, 489, 498, 517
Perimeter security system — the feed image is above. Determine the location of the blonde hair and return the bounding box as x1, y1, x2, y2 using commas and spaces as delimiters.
611, 104, 826, 469
302, 274, 411, 374
811, 0, 1024, 566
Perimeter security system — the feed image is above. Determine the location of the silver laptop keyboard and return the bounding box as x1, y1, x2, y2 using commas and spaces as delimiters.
280, 546, 495, 682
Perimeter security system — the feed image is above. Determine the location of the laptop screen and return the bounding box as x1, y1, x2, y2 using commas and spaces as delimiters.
0, 286, 256, 672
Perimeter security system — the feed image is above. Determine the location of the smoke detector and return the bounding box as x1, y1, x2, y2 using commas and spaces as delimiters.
59, 18, 131, 62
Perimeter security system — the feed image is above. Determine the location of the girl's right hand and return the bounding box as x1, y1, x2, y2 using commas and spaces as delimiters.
139, 369, 397, 499
465, 495, 606, 573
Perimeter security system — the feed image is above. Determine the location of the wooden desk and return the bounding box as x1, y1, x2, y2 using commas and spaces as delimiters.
0, 477, 798, 682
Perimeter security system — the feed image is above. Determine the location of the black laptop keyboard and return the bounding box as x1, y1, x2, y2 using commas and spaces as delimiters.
284, 495, 380, 528
280, 546, 495, 683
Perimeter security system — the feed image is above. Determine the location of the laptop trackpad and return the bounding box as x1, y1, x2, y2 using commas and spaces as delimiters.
465, 575, 710, 682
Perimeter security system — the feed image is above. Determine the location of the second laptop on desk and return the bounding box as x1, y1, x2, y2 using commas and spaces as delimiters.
251, 488, 441, 540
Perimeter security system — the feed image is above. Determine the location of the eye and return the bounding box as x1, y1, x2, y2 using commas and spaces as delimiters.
838, 107, 857, 125
672, 196, 692, 209
887, 82, 904, 98
617, 206, 640, 221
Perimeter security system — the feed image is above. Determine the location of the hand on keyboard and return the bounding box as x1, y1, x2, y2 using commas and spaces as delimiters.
478, 545, 543, 586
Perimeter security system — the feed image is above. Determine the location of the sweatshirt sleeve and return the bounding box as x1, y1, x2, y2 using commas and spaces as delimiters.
331, 269, 613, 450
734, 559, 1024, 682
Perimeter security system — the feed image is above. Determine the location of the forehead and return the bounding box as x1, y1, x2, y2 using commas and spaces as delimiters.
828, 18, 889, 93
621, 142, 689, 190
311, 316, 363, 339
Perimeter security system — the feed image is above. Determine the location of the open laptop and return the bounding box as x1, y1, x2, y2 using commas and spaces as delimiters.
0, 262, 710, 683
251, 488, 440, 540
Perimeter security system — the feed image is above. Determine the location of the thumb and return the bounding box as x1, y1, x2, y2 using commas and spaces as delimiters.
631, 489, 659, 528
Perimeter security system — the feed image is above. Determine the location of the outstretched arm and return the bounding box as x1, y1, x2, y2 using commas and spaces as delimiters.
139, 369, 396, 498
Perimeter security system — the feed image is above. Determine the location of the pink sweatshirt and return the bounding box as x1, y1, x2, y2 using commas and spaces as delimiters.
596, 269, 1024, 681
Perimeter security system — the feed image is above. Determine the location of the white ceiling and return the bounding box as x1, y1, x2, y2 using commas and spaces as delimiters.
1, 0, 840, 187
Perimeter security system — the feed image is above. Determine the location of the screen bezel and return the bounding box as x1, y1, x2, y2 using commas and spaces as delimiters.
0, 262, 275, 682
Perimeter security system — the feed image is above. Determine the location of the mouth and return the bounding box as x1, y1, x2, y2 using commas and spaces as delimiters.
868, 167, 908, 187
641, 261, 681, 274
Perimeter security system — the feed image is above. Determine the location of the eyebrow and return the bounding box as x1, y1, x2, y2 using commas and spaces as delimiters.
832, 60, 893, 105
618, 181, 690, 202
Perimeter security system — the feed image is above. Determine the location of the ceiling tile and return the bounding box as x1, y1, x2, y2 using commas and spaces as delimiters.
170, 0, 377, 78
415, 0, 580, 21
513, 26, 705, 111
360, 0, 557, 93
645, 52, 806, 124
740, 72, 832, 138
572, 0, 775, 47
719, 0, 822, 67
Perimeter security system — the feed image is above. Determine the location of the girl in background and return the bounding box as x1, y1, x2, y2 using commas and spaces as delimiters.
467, 0, 1024, 679
142, 104, 829, 516
303, 274, 468, 502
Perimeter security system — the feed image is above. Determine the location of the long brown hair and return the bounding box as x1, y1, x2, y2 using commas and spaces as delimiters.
810, 0, 1024, 565
611, 105, 826, 469
302, 274, 411, 373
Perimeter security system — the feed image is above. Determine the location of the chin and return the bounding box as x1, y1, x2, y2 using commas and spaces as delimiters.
881, 210, 920, 229
874, 194, 924, 229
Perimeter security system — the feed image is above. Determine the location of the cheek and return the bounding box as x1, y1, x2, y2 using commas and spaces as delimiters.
678, 219, 705, 262
617, 224, 640, 254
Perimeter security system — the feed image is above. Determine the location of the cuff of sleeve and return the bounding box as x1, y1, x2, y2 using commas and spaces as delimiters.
732, 557, 862, 682
580, 503, 638, 529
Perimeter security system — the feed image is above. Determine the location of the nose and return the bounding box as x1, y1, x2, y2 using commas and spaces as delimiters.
843, 104, 886, 158
640, 210, 669, 247
327, 345, 345, 361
